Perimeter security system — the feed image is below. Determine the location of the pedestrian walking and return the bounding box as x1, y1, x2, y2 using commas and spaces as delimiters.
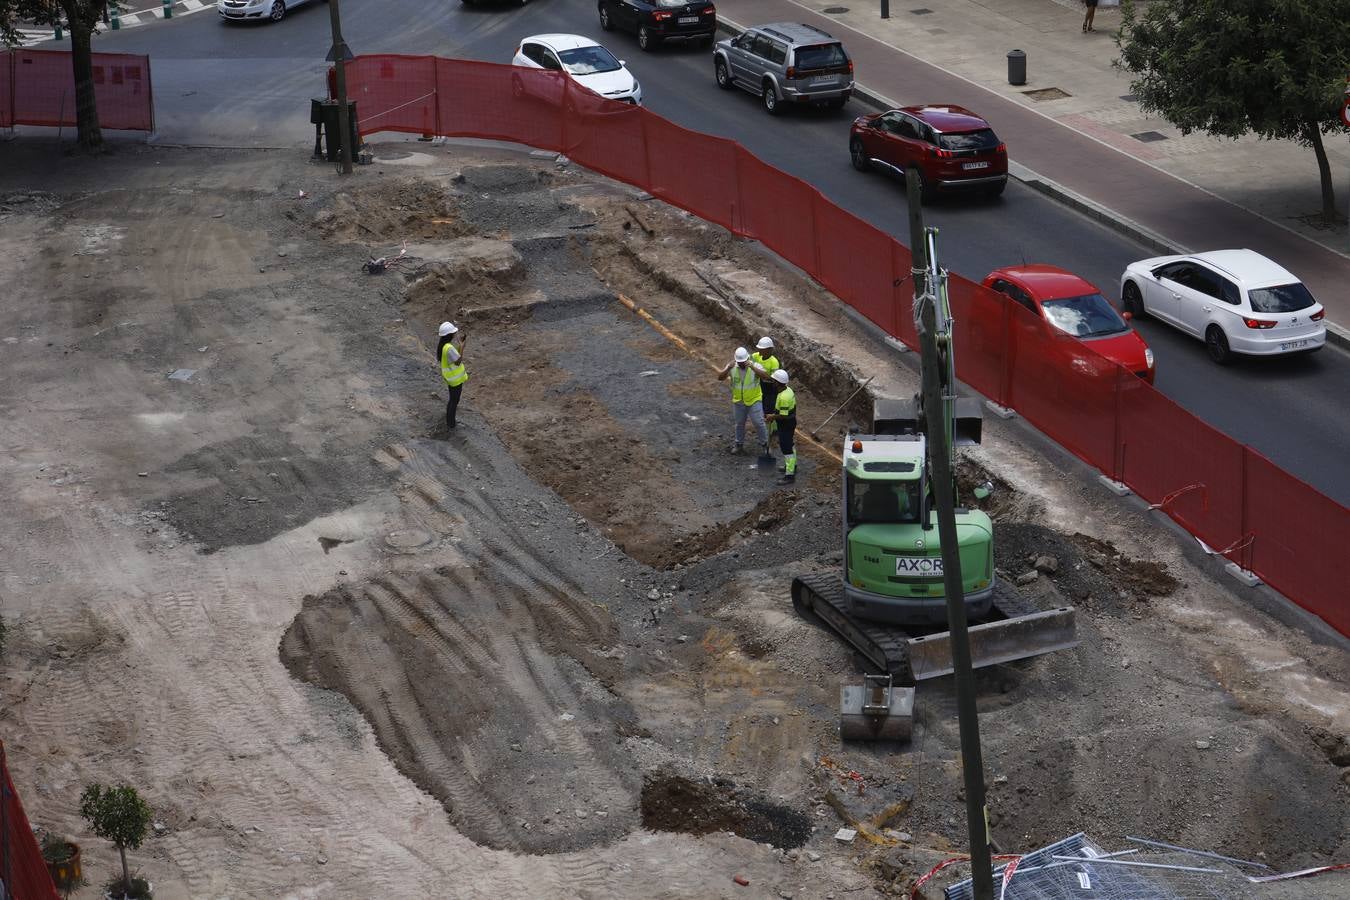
717, 346, 769, 456
1082, 0, 1097, 32
751, 336, 781, 437
438, 321, 468, 429
766, 369, 797, 485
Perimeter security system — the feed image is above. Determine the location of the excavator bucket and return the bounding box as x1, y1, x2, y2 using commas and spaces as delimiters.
870, 397, 981, 445
839, 675, 913, 742
906, 606, 1079, 681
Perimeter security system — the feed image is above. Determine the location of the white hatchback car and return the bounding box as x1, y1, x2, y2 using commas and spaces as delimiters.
1120, 249, 1326, 364
511, 34, 642, 105
218, 0, 319, 22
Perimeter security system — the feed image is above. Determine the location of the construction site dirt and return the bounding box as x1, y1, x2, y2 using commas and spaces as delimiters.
0, 140, 1346, 898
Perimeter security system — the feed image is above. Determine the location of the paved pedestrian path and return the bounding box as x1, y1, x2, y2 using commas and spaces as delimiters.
716, 0, 1349, 329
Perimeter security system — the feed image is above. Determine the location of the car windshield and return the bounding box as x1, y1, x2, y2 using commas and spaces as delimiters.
1248, 282, 1316, 314
937, 128, 999, 151
558, 46, 622, 75
1040, 293, 1129, 338
848, 477, 921, 525
794, 43, 847, 69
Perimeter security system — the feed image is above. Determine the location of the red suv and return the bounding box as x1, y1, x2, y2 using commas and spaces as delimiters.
849, 105, 1007, 201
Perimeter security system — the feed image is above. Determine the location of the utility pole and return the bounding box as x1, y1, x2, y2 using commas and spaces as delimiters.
327, 0, 354, 175
906, 168, 994, 900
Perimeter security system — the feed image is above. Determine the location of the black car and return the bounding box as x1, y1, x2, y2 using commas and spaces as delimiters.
598, 0, 717, 51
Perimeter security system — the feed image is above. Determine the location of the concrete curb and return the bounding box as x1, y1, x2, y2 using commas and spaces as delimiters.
716, 14, 1350, 353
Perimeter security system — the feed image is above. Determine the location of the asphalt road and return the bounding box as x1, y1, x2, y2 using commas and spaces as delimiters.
58, 0, 1350, 504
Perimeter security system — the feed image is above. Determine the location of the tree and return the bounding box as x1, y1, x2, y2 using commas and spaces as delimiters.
0, 0, 111, 151
1116, 0, 1350, 223
79, 783, 152, 898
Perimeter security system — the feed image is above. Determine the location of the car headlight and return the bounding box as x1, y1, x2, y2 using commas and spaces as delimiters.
631, 80, 640, 95
1144, 348, 1154, 368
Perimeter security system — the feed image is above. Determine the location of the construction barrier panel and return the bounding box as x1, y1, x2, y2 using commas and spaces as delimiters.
1, 742, 60, 900
1, 50, 153, 132
343, 54, 1350, 638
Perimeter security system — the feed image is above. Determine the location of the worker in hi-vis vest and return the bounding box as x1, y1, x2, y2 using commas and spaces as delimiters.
751, 336, 781, 439
717, 346, 769, 455
765, 369, 797, 485
437, 321, 468, 430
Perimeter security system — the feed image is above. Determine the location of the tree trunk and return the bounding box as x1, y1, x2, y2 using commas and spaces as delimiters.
1308, 123, 1337, 224
66, 18, 104, 153
118, 842, 130, 896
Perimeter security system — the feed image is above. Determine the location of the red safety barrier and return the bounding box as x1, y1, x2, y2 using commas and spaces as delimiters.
1, 742, 60, 900
0, 50, 153, 132
344, 54, 1349, 637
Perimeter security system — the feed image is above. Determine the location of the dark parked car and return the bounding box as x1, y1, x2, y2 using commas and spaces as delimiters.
598, 0, 716, 51
849, 104, 1007, 201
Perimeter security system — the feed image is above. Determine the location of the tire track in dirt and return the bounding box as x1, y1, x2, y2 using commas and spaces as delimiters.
282, 438, 634, 855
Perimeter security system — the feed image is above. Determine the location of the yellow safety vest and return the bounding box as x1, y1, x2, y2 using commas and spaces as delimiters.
441, 342, 468, 387
752, 352, 779, 383
776, 386, 796, 418
730, 364, 762, 405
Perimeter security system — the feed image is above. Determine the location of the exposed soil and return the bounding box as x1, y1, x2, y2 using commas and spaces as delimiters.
0, 141, 1345, 900
640, 770, 813, 849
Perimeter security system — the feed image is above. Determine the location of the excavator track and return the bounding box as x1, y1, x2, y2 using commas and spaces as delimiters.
791, 573, 1077, 684
792, 573, 916, 685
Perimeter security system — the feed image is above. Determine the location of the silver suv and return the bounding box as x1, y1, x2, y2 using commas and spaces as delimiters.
714, 23, 854, 114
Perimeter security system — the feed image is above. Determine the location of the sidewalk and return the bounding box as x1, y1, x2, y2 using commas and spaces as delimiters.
716, 0, 1349, 327
9, 0, 213, 46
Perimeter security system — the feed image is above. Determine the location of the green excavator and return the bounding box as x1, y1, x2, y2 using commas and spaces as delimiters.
791, 224, 1077, 741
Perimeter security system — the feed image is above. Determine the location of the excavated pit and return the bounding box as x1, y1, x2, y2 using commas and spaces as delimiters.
640, 770, 813, 849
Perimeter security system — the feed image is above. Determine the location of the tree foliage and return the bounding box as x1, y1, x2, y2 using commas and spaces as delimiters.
1116, 0, 1350, 221
80, 783, 152, 896
0, 0, 111, 150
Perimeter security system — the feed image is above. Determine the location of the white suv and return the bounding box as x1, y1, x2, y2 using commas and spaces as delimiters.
1120, 249, 1326, 364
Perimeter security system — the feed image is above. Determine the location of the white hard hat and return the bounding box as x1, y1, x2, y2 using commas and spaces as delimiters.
734, 347, 750, 363
438, 322, 458, 337
756, 336, 774, 350
772, 369, 789, 384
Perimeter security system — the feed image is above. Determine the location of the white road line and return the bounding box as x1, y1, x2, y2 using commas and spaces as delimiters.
181, 0, 204, 9
16, 28, 56, 46
120, 13, 144, 25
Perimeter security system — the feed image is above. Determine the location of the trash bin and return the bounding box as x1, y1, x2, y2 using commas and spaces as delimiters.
1007, 49, 1026, 86
314, 99, 359, 162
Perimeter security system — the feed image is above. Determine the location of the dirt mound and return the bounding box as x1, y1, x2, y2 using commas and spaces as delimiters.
640, 770, 812, 849
311, 180, 472, 243
653, 488, 800, 569
995, 522, 1178, 612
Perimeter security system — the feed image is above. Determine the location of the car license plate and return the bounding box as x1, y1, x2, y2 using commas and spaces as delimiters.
678, 15, 699, 23
896, 556, 942, 576
810, 75, 837, 85
1280, 339, 1308, 351
962, 161, 990, 170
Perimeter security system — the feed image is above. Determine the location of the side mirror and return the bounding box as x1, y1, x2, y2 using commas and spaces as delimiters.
620, 59, 627, 66
1122, 310, 1133, 322
972, 481, 994, 500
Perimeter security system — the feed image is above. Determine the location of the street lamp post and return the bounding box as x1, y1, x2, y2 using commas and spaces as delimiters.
327, 0, 354, 175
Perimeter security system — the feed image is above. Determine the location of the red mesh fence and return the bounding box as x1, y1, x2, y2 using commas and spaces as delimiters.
2, 742, 60, 900
4, 50, 153, 131
0, 54, 12, 128
343, 54, 1350, 638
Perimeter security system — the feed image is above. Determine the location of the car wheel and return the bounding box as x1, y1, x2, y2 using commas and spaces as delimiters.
762, 82, 780, 115
715, 59, 733, 90
984, 180, 1006, 199
849, 137, 870, 172
269, 0, 284, 21
638, 26, 658, 51
1206, 324, 1233, 365
599, 5, 612, 30
1122, 281, 1145, 319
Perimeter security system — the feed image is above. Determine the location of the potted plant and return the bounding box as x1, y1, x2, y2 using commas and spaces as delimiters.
40, 832, 84, 896
79, 783, 153, 899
